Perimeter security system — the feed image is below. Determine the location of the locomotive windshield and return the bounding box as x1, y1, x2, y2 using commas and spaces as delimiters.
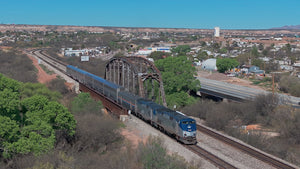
180, 119, 196, 132
181, 121, 195, 124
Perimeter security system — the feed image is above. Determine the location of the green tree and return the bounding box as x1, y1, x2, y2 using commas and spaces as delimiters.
219, 47, 228, 54
71, 92, 103, 115
0, 88, 20, 120
0, 75, 22, 122
285, 43, 292, 53
171, 45, 191, 55
109, 41, 120, 51
262, 49, 268, 56
200, 41, 206, 47
0, 74, 76, 158
0, 115, 20, 144
148, 51, 171, 61
22, 95, 76, 135
166, 91, 197, 109
251, 46, 260, 58
21, 83, 61, 101
258, 43, 264, 51
211, 42, 220, 51
216, 58, 239, 73
252, 58, 263, 68
0, 74, 21, 92
190, 35, 197, 41
3, 131, 55, 158
196, 51, 209, 61
155, 56, 200, 108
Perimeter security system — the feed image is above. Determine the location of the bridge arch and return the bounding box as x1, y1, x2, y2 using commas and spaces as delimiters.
105, 56, 167, 106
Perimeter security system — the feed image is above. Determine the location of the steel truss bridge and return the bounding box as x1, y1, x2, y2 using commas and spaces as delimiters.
105, 56, 167, 106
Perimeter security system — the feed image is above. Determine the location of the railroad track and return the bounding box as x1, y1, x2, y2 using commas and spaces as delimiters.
185, 145, 237, 169
30, 49, 67, 73
30, 50, 240, 168
29, 49, 298, 168
197, 124, 297, 169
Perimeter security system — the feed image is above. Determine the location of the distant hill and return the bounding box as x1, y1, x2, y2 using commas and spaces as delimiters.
271, 25, 300, 30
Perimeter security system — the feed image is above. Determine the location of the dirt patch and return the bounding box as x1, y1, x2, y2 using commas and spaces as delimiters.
27, 54, 57, 84
0, 46, 12, 52
120, 128, 147, 148
197, 70, 265, 90
225, 77, 265, 90
197, 70, 230, 81
65, 82, 75, 91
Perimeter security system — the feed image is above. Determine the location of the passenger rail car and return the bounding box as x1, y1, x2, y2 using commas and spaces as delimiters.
67, 65, 121, 100
66, 65, 197, 144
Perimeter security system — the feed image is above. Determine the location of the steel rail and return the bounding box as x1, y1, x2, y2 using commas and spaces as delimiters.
31, 50, 67, 73
197, 124, 297, 169
29, 49, 253, 168
184, 145, 238, 169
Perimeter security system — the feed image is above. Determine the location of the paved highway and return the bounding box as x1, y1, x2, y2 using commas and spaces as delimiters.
197, 77, 300, 107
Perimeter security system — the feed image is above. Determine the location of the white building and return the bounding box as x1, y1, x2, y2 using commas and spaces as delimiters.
201, 58, 217, 71
64, 48, 86, 57
137, 49, 152, 56
214, 27, 220, 37
153, 47, 171, 53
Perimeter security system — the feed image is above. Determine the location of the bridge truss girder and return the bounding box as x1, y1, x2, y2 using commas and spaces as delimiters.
105, 56, 167, 107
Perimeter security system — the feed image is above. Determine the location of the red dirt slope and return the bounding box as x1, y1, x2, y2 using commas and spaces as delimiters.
27, 55, 57, 84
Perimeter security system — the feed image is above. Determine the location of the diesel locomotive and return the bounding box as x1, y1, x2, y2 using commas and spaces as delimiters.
67, 65, 197, 144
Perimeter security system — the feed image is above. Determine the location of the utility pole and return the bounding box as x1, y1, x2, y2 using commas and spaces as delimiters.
272, 73, 275, 97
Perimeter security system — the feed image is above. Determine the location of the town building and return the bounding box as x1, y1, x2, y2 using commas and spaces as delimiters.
201, 58, 217, 71
214, 27, 220, 37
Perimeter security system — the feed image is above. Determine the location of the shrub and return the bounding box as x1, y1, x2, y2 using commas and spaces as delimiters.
205, 102, 236, 130
279, 76, 300, 97
47, 78, 69, 95
0, 50, 37, 83
72, 113, 121, 153
254, 94, 279, 125
182, 99, 216, 119
272, 106, 300, 144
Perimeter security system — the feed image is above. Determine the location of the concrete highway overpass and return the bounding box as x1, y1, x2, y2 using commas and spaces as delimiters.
197, 77, 300, 107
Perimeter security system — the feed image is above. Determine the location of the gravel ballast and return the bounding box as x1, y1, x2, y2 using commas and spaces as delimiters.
124, 115, 278, 169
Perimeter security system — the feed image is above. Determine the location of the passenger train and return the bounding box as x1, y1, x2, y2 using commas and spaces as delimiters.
67, 65, 197, 144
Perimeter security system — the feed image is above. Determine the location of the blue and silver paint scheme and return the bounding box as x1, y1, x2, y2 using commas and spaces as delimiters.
136, 99, 197, 144
66, 65, 197, 144
178, 119, 197, 144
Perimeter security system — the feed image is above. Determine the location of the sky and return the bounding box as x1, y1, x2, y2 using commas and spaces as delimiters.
0, 0, 299, 29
